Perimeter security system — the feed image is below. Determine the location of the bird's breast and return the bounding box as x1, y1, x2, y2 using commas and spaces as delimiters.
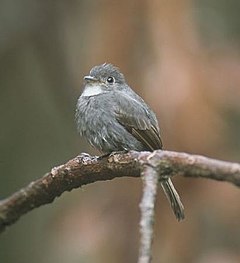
76, 95, 113, 134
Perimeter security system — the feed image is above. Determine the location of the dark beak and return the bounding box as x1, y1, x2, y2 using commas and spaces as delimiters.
84, 75, 98, 82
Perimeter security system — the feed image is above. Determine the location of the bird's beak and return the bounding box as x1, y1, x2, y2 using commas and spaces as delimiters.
84, 75, 98, 82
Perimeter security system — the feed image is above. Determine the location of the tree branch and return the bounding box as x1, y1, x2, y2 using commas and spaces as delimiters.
138, 157, 159, 263
0, 150, 240, 234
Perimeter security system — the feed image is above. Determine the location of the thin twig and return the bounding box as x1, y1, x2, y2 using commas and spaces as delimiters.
138, 155, 159, 263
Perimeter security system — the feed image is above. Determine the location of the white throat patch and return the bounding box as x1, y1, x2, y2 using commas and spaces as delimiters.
81, 84, 103, 97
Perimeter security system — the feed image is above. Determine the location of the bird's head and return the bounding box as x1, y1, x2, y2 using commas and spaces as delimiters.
81, 63, 126, 97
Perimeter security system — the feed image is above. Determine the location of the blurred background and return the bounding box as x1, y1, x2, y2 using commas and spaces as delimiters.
0, 0, 240, 262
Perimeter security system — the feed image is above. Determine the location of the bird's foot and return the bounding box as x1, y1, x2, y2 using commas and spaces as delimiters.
77, 152, 98, 163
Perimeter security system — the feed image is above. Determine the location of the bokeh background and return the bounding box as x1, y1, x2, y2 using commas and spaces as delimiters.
1, 1, 240, 262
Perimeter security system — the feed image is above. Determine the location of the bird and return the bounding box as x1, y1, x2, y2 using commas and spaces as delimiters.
76, 63, 184, 221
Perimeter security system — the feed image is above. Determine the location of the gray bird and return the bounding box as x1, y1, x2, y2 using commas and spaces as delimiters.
76, 63, 184, 221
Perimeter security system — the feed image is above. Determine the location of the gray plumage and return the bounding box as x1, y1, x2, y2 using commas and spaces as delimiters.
76, 63, 184, 221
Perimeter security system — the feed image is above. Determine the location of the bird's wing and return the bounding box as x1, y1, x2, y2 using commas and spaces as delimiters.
114, 92, 163, 150
114, 92, 184, 222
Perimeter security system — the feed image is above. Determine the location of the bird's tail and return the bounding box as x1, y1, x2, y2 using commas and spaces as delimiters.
160, 178, 185, 221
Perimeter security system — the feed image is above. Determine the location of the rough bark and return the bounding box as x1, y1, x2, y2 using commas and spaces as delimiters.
1, 150, 240, 235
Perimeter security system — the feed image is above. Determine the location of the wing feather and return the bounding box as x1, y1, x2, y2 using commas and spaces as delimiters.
114, 91, 163, 150
114, 91, 184, 221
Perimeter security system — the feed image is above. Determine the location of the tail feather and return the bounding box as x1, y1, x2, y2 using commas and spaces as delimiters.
161, 178, 185, 221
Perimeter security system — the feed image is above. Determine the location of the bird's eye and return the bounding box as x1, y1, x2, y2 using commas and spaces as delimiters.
106, 76, 115, 84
